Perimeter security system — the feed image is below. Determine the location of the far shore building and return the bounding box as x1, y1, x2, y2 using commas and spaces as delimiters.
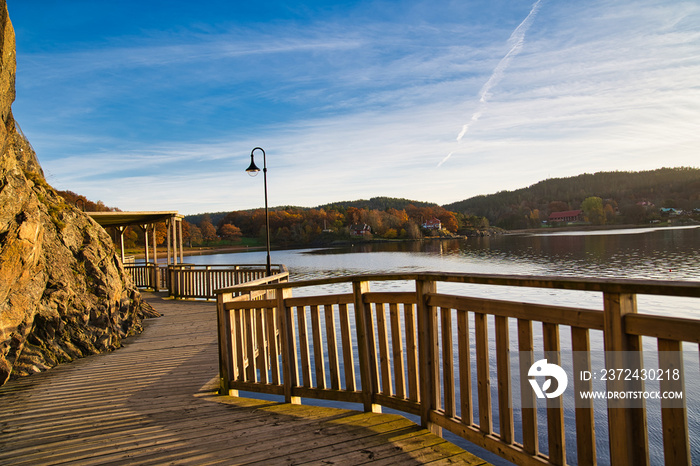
350, 223, 372, 236
547, 210, 584, 223
422, 217, 442, 230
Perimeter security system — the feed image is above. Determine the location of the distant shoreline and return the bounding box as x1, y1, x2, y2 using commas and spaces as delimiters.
127, 221, 698, 259
506, 220, 698, 235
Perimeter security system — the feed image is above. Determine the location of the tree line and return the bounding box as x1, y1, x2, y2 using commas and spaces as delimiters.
444, 167, 700, 229
59, 168, 699, 249
191, 204, 465, 247
103, 203, 488, 250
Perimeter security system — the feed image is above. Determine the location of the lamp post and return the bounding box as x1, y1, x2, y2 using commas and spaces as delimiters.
246, 147, 271, 276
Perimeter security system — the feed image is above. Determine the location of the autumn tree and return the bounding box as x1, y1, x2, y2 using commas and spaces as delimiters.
200, 219, 218, 242
582, 196, 605, 225
346, 207, 362, 224
123, 227, 138, 249
181, 220, 191, 245
188, 224, 203, 246
219, 224, 243, 241
436, 209, 458, 233
155, 222, 168, 246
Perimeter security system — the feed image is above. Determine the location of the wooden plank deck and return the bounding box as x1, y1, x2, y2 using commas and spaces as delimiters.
0, 292, 489, 465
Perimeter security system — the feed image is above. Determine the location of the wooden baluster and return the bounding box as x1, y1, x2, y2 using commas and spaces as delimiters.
474, 312, 492, 434
389, 303, 406, 399
417, 279, 440, 435
297, 306, 312, 388
310, 305, 327, 389
338, 303, 356, 391
457, 309, 473, 425
366, 303, 381, 397
265, 306, 280, 384
404, 303, 420, 403
376, 303, 393, 396
324, 305, 341, 391
245, 308, 257, 382
571, 326, 596, 466
441, 307, 456, 419
517, 318, 538, 456
658, 339, 690, 466
257, 308, 269, 384
233, 309, 249, 381
543, 322, 565, 466
495, 315, 513, 445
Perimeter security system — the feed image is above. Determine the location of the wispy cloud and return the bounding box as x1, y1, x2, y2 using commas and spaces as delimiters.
12, 0, 700, 214
438, 0, 543, 168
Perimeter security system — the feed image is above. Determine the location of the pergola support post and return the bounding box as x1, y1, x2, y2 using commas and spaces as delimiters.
116, 225, 126, 264
166, 218, 172, 266
178, 218, 184, 264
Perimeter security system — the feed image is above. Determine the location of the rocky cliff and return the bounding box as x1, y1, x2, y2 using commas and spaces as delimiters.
0, 1, 157, 385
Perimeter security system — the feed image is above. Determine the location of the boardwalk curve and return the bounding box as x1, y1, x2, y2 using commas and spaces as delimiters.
0, 292, 487, 465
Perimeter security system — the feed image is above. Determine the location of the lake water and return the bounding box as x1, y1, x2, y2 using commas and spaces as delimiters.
186, 225, 699, 465
190, 224, 700, 316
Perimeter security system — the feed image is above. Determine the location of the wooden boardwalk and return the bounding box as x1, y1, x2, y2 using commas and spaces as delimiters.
0, 292, 488, 465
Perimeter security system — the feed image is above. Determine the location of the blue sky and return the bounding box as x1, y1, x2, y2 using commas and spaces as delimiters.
8, 0, 700, 215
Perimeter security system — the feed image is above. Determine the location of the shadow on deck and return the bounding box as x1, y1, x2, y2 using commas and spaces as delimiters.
0, 293, 487, 465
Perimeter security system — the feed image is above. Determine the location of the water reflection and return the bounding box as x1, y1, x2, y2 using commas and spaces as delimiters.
301, 226, 700, 281
191, 226, 699, 315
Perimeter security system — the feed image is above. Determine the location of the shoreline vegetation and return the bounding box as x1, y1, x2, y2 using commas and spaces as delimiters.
125, 221, 698, 260
69, 167, 699, 258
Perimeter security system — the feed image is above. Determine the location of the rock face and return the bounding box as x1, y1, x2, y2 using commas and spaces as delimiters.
0, 1, 157, 385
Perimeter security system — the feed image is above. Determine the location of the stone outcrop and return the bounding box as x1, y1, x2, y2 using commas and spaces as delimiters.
0, 1, 157, 385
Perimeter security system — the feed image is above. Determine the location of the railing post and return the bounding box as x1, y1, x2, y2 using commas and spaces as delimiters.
168, 266, 174, 297
353, 280, 381, 413
416, 278, 441, 436
206, 266, 212, 300
217, 291, 236, 396
277, 286, 299, 404
603, 292, 649, 466
150, 263, 157, 291
658, 338, 690, 466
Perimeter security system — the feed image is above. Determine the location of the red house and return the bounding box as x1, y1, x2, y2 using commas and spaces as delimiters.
548, 210, 583, 223
349, 223, 371, 236
422, 218, 442, 230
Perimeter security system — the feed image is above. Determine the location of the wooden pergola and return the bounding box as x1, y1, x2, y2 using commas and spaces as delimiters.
87, 211, 185, 266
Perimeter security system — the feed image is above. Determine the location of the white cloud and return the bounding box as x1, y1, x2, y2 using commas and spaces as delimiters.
15, 0, 700, 215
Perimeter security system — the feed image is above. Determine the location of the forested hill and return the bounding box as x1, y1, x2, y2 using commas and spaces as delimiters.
318, 197, 437, 211
443, 167, 700, 229
185, 198, 436, 227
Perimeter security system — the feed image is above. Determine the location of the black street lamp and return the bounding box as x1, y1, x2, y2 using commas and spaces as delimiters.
246, 147, 271, 276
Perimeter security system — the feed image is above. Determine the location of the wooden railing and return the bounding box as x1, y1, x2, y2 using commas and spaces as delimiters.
170, 264, 288, 300
215, 273, 700, 466
125, 263, 289, 300
124, 263, 159, 290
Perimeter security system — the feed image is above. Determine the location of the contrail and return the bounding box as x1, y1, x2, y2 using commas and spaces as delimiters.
438, 0, 543, 167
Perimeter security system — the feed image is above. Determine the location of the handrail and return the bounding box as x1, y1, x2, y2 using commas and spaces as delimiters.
125, 263, 289, 299
216, 271, 700, 297
169, 263, 289, 270
170, 264, 288, 300
215, 272, 700, 466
